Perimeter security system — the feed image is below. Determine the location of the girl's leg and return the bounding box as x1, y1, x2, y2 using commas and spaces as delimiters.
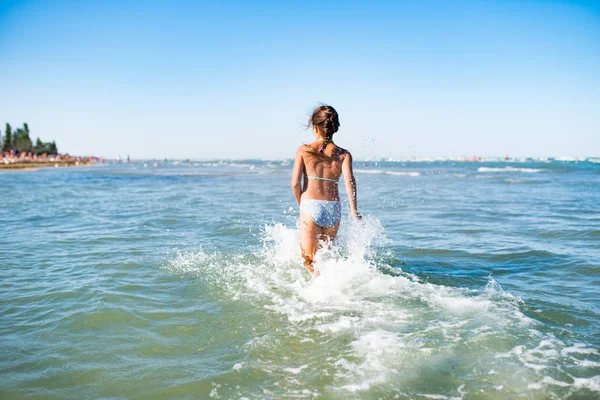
321, 222, 340, 243
299, 210, 321, 273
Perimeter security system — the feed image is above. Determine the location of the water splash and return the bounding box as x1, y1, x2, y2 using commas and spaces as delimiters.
162, 218, 600, 398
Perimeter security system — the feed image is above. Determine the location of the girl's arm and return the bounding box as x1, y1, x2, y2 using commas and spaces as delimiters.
290, 147, 304, 205
342, 151, 360, 219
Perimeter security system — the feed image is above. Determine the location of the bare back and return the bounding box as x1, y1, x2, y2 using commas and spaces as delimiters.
298, 142, 347, 201
291, 139, 358, 216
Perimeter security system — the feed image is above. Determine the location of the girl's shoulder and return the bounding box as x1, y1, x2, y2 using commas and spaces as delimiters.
298, 142, 349, 161
335, 145, 348, 154
300, 142, 314, 150
298, 142, 319, 155
334, 145, 350, 158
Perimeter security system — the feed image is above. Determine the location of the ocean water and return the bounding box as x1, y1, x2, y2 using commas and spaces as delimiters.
1, 158, 599, 399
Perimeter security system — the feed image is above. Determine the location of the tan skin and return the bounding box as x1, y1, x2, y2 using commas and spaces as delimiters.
291, 126, 360, 274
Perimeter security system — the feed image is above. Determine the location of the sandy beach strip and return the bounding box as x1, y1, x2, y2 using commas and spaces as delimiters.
0, 160, 94, 171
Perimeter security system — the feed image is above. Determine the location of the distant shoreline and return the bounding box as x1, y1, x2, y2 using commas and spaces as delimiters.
2, 156, 598, 171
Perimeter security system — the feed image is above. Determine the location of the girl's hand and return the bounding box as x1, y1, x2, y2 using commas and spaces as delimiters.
352, 212, 362, 221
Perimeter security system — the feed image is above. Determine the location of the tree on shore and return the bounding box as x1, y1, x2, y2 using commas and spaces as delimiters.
48, 141, 58, 154
14, 124, 33, 152
2, 122, 58, 155
34, 138, 44, 153
2, 123, 12, 151
34, 138, 58, 155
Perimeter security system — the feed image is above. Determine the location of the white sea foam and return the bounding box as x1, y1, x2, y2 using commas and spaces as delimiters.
573, 375, 600, 391
228, 162, 255, 169
162, 217, 598, 397
478, 167, 543, 173
355, 169, 421, 177
562, 343, 599, 356
555, 156, 578, 162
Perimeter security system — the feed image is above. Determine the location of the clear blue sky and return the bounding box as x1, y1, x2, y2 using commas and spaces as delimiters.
1, 0, 599, 159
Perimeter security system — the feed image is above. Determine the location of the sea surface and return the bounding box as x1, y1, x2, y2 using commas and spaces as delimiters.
1, 158, 599, 399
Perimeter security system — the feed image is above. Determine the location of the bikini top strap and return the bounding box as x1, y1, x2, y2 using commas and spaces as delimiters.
306, 175, 339, 184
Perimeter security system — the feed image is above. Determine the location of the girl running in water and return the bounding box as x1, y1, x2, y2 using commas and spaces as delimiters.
291, 105, 361, 274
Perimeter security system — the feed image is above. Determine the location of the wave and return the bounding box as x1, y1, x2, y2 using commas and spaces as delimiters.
504, 178, 546, 184
478, 167, 543, 173
555, 156, 586, 162
161, 218, 599, 398
355, 169, 421, 177
228, 162, 255, 169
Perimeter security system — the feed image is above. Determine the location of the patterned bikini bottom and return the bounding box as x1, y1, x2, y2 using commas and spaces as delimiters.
300, 199, 342, 228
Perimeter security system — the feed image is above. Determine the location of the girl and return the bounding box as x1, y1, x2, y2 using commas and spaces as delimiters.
291, 105, 361, 274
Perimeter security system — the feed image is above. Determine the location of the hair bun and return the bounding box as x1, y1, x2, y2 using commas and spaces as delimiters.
308, 104, 340, 142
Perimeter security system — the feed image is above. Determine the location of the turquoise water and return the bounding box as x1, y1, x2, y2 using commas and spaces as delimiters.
1, 158, 599, 399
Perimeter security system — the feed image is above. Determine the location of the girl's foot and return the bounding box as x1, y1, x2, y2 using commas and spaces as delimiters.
302, 254, 314, 273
